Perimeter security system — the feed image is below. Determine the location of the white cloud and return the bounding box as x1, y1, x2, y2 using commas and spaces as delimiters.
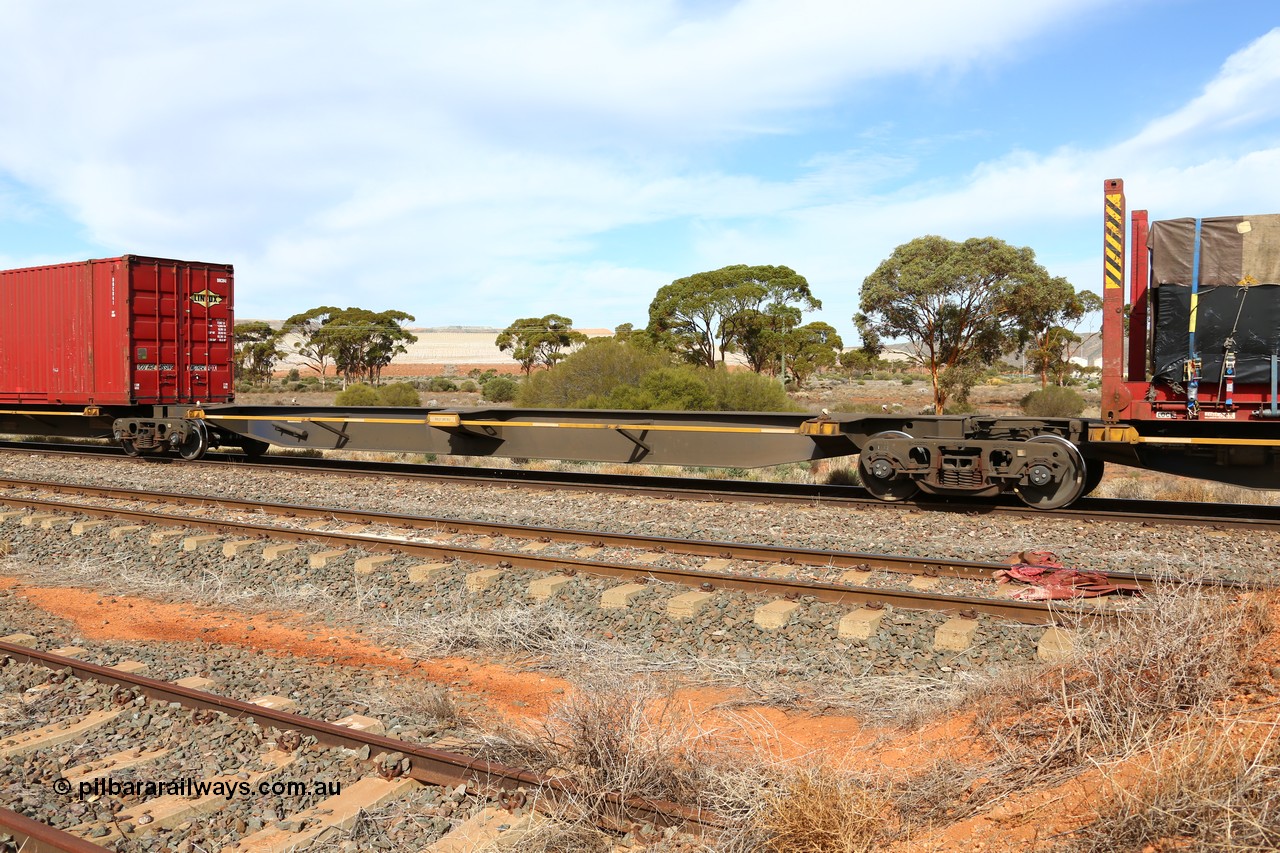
1, 1, 1275, 340
686, 27, 1280, 333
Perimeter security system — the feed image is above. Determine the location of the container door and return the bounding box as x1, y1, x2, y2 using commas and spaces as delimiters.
128, 259, 182, 403
128, 258, 233, 405
178, 264, 233, 403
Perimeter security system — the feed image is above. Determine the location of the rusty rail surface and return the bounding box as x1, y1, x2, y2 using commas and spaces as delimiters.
0, 488, 1161, 625
3, 441, 1279, 530
0, 642, 718, 836
0, 806, 105, 853
1, 477, 1008, 580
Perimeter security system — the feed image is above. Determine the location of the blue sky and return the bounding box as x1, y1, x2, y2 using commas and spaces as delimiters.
2, 1, 1279, 342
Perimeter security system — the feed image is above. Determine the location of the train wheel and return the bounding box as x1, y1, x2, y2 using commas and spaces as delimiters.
120, 438, 141, 457
177, 421, 209, 461
1082, 459, 1105, 496
1014, 435, 1086, 510
240, 437, 270, 460
858, 430, 920, 502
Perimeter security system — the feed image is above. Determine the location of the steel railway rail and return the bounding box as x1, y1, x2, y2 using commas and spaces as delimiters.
2, 440, 1279, 531
0, 641, 713, 849
0, 482, 1241, 626
0, 476, 1204, 590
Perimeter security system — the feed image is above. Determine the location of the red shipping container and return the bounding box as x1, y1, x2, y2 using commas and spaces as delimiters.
0, 255, 235, 406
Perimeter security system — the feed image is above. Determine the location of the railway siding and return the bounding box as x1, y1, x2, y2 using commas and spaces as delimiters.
1, 502, 1091, 687
0, 448, 1273, 583
0, 620, 706, 852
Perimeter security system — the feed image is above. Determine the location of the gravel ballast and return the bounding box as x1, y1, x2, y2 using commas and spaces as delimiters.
0, 451, 1264, 580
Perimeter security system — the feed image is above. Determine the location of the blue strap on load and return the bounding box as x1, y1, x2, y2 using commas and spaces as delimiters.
1187, 218, 1202, 417
1188, 218, 1202, 357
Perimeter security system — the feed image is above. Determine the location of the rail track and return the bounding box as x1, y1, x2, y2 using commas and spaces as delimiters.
0, 639, 710, 852
2, 441, 1278, 531
0, 478, 1179, 627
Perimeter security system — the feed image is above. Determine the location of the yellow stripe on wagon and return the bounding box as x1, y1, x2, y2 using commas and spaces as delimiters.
206, 413, 805, 435
1089, 425, 1280, 448
0, 408, 104, 417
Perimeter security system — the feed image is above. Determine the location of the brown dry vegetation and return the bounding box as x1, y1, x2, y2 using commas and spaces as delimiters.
3, 559, 1275, 850
459, 587, 1280, 852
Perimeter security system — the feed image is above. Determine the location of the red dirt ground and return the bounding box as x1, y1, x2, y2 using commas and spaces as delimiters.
273, 363, 524, 378
5, 576, 1276, 850
0, 578, 873, 760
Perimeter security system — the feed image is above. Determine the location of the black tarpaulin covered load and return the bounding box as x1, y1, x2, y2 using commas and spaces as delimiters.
1149, 214, 1280, 383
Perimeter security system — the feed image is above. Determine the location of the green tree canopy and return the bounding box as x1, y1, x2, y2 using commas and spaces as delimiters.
516, 337, 797, 412
856, 235, 1057, 413
496, 314, 588, 375
307, 307, 417, 387
233, 321, 284, 386
282, 306, 340, 387
782, 321, 844, 387
647, 265, 819, 370
1013, 280, 1103, 387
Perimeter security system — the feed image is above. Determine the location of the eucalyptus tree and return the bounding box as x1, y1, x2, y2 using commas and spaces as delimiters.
856, 236, 1060, 413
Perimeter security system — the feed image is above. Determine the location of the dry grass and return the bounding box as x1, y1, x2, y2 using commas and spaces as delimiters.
14, 552, 341, 617
372, 681, 471, 732
1095, 469, 1280, 505
461, 668, 1014, 852
723, 757, 1022, 852
1066, 721, 1280, 852
970, 585, 1273, 776
387, 600, 617, 665
749, 767, 893, 853
476, 670, 725, 809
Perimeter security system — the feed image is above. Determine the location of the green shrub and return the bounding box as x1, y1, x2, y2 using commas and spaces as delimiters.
510, 339, 799, 412
428, 377, 457, 392
334, 383, 381, 406
286, 368, 301, 382
1020, 386, 1086, 418
700, 367, 800, 411
901, 378, 913, 386
378, 382, 421, 407
517, 339, 671, 407
630, 367, 716, 410
460, 380, 479, 393
483, 376, 520, 402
